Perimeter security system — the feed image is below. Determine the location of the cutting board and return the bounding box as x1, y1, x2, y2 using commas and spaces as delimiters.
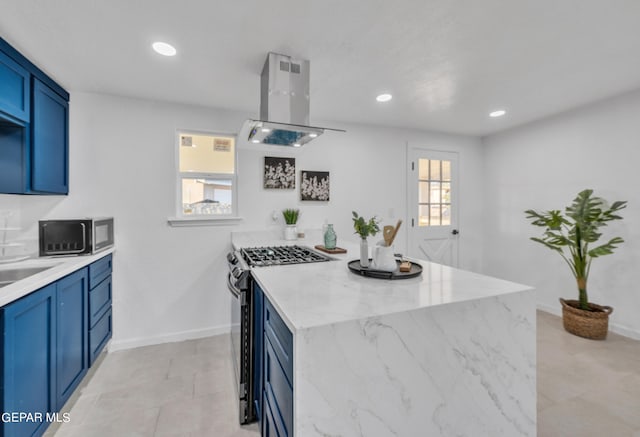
315, 245, 347, 254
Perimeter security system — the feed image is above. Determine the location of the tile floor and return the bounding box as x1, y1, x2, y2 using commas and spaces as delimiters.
537, 311, 640, 437
46, 334, 259, 437
47, 311, 640, 437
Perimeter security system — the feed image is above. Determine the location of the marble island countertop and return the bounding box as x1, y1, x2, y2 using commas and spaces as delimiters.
0, 248, 115, 307
232, 230, 532, 332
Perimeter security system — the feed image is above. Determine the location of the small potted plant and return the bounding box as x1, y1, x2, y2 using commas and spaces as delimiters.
282, 208, 299, 241
525, 189, 627, 339
352, 211, 380, 267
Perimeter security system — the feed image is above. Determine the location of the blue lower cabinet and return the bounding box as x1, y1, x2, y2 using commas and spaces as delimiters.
0, 260, 104, 437
55, 269, 89, 410
88, 308, 112, 366
87, 255, 113, 366
261, 295, 293, 437
1, 283, 56, 437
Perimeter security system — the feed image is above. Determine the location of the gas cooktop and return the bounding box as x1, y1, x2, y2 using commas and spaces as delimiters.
241, 245, 332, 267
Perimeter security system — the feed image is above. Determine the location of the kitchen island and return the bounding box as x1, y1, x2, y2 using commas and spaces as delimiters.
232, 232, 535, 436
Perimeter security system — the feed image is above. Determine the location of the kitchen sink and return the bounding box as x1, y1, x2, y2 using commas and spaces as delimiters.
0, 266, 56, 288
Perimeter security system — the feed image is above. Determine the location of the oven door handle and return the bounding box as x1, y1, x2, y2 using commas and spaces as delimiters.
227, 272, 242, 299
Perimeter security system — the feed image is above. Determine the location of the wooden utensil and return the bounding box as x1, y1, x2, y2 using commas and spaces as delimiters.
383, 225, 395, 246
387, 220, 402, 246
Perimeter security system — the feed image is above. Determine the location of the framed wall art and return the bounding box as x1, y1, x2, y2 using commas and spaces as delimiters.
264, 156, 296, 189
300, 170, 330, 201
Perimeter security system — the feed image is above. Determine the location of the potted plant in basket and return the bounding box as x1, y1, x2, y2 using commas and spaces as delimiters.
352, 211, 380, 268
525, 189, 627, 339
282, 208, 299, 241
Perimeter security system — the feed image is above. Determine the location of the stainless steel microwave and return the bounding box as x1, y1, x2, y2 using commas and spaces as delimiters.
39, 217, 114, 256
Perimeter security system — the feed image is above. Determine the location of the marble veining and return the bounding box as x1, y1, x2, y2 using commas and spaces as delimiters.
295, 291, 536, 436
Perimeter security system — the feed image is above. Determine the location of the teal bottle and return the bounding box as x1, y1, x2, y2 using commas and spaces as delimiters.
324, 224, 337, 249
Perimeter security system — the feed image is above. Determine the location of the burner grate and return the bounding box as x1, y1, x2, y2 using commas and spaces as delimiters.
241, 245, 331, 267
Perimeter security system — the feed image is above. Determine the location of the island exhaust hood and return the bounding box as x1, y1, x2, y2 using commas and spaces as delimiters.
239, 52, 344, 147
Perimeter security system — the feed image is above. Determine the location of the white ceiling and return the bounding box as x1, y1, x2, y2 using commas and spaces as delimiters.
2, 0, 640, 136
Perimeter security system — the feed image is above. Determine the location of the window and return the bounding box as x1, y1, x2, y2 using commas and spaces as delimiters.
176, 131, 237, 218
418, 158, 451, 226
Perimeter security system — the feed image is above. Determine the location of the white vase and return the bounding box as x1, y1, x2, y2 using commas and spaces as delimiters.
360, 238, 369, 267
284, 224, 297, 241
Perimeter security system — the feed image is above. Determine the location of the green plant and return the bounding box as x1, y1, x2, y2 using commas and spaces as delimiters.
352, 211, 380, 239
282, 208, 299, 225
525, 189, 627, 311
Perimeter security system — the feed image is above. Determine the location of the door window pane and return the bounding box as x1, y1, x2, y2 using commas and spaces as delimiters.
418, 205, 430, 226
418, 159, 430, 179
430, 205, 441, 226
442, 204, 451, 225
430, 160, 441, 181
442, 161, 451, 181
419, 182, 430, 203
416, 158, 452, 227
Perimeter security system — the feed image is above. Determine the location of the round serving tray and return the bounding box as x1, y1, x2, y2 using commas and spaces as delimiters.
347, 259, 422, 280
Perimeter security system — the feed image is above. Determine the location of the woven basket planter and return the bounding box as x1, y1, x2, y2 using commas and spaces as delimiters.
559, 298, 613, 340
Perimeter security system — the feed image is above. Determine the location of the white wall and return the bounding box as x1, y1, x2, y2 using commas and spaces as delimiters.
482, 89, 640, 339
0, 92, 484, 349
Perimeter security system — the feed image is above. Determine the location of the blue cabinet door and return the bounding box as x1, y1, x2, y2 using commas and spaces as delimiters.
2, 284, 56, 437
0, 50, 30, 124
31, 79, 68, 194
261, 296, 293, 437
253, 282, 264, 423
55, 269, 88, 410
0, 124, 28, 194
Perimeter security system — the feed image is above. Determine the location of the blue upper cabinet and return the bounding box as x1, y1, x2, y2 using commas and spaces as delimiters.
0, 37, 69, 195
31, 79, 69, 194
0, 50, 30, 124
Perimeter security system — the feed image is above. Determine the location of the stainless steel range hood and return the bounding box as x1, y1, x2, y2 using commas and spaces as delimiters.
239, 52, 344, 147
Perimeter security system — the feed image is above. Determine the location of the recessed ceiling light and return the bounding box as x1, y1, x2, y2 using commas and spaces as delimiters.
489, 110, 506, 118
293, 143, 301, 148
308, 133, 318, 138
376, 93, 393, 103
251, 139, 260, 144
152, 41, 177, 57
261, 128, 272, 133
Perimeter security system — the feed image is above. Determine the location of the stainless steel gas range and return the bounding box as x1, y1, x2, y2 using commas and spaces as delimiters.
226, 245, 333, 424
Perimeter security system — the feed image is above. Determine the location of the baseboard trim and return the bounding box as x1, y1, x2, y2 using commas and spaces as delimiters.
537, 303, 640, 341
108, 324, 231, 352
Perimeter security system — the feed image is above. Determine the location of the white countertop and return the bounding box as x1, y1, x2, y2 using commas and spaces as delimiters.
231, 231, 532, 332
0, 248, 115, 307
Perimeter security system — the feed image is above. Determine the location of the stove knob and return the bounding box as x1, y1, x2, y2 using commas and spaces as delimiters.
232, 267, 242, 278
227, 252, 237, 264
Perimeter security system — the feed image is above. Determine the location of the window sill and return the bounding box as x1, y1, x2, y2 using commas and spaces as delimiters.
167, 216, 243, 227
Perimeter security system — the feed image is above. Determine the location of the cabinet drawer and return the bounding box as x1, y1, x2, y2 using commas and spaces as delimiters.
264, 298, 293, 385
89, 254, 112, 289
264, 337, 293, 437
89, 275, 112, 328
0, 50, 30, 123
89, 307, 112, 366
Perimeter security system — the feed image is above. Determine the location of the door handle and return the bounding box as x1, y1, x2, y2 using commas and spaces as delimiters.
452, 229, 459, 235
